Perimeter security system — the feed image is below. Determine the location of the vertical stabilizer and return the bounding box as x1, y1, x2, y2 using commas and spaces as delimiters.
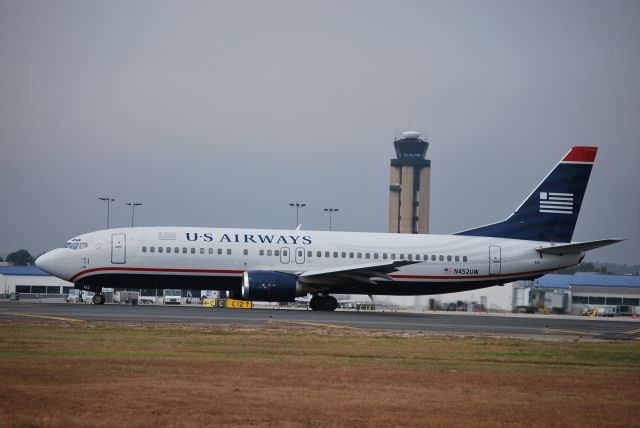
454, 146, 597, 243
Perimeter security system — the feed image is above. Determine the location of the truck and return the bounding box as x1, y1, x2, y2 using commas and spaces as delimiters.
163, 289, 182, 304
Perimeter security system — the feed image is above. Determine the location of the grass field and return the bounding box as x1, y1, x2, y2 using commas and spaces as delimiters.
1, 320, 639, 427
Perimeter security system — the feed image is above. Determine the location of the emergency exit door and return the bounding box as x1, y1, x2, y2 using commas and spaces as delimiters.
111, 233, 126, 264
489, 245, 501, 275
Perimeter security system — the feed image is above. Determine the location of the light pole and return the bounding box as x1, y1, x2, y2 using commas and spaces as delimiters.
98, 197, 115, 229
323, 208, 339, 231
126, 202, 143, 227
289, 203, 306, 226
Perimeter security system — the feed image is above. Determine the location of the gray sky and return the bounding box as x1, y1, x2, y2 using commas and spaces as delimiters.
1, 0, 639, 265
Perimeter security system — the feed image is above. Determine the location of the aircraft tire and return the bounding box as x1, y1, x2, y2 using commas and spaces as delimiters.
309, 296, 321, 311
321, 296, 338, 311
92, 294, 106, 305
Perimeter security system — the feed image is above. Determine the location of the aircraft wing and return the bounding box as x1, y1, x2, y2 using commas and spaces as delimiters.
296, 260, 419, 285
536, 239, 625, 255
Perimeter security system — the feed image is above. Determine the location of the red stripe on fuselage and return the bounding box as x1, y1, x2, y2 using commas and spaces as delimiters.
70, 267, 245, 283
70, 266, 561, 284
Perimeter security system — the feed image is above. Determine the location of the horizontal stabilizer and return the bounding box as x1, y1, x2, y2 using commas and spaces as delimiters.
536, 239, 624, 255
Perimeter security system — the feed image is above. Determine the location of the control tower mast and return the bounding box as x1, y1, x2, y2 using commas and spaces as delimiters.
388, 131, 431, 234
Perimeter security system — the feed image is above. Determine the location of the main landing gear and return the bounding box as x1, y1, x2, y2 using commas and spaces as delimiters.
309, 295, 338, 311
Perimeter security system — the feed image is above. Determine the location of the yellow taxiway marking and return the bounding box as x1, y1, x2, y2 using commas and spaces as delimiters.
544, 328, 600, 336
11, 313, 83, 322
624, 327, 640, 335
269, 319, 359, 330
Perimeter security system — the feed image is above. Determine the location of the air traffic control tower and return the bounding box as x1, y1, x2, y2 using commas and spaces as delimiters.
388, 131, 431, 234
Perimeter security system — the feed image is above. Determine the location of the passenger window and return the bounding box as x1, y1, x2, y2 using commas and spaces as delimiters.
317, 251, 322, 257
158, 247, 163, 253
227, 249, 232, 255
423, 255, 428, 261
391, 254, 396, 260
374, 253, 379, 259
357, 253, 362, 259
349, 252, 354, 258
431, 255, 436, 261
382, 253, 387, 260
275, 250, 280, 256
191, 248, 195, 254
183, 247, 187, 254
142, 246, 147, 253
341, 252, 346, 258
175, 247, 180, 253
463, 256, 468, 262
283, 250, 288, 257
208, 248, 213, 255
408, 254, 413, 260
333, 252, 338, 258
200, 248, 205, 254
447, 255, 452, 261
400, 254, 405, 259
267, 250, 273, 256
150, 246, 155, 253
243, 249, 248, 255
259, 250, 264, 256
166, 247, 171, 253
217, 248, 223, 255
439, 255, 444, 261
365, 253, 370, 259
455, 256, 459, 262
325, 251, 330, 258
307, 251, 312, 257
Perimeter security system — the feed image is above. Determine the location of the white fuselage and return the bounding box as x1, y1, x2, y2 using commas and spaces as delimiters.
36, 226, 581, 296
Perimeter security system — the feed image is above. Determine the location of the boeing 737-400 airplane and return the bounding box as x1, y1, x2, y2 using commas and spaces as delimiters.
36, 146, 622, 310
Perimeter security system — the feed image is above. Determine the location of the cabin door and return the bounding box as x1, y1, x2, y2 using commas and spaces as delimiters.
489, 245, 501, 275
111, 233, 126, 264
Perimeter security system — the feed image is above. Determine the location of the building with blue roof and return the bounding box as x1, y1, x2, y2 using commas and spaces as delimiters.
0, 264, 73, 297
514, 272, 640, 315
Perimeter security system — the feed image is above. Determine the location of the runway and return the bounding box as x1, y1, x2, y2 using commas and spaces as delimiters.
1, 302, 639, 340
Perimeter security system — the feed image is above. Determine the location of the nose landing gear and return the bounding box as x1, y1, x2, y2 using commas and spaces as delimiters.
76, 284, 106, 305
309, 295, 338, 311
92, 293, 106, 305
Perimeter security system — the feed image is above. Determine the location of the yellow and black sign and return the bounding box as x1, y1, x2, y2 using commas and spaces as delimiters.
356, 303, 375, 311
203, 298, 253, 309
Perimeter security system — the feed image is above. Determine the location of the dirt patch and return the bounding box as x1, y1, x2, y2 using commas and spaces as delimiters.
1, 321, 639, 427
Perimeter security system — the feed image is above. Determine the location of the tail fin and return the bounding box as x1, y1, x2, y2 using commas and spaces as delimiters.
454, 146, 597, 243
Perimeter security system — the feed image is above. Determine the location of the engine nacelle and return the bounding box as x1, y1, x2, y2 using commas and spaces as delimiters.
242, 271, 305, 302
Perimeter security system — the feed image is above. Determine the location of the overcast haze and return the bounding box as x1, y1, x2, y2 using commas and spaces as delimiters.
1, 0, 639, 265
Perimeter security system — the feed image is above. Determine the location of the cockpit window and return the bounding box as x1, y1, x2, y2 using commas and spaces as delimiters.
60, 242, 73, 248
69, 243, 79, 250
78, 243, 88, 250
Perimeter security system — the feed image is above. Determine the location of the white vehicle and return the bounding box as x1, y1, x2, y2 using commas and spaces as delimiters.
163, 289, 181, 304
36, 147, 622, 311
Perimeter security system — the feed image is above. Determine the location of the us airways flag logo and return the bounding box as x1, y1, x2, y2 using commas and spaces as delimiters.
539, 192, 573, 215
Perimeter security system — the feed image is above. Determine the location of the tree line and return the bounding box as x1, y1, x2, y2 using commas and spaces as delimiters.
1, 250, 35, 266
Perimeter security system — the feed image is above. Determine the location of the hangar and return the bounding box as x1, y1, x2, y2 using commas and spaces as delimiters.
0, 265, 73, 298
513, 272, 640, 315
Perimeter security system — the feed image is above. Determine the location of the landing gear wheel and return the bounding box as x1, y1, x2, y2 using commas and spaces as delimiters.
320, 296, 338, 312
309, 296, 321, 311
92, 293, 106, 305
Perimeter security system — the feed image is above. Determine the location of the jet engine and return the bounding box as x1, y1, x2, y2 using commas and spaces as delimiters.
241, 271, 306, 302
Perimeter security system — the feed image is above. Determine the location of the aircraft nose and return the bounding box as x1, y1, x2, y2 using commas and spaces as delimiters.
35, 251, 57, 275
